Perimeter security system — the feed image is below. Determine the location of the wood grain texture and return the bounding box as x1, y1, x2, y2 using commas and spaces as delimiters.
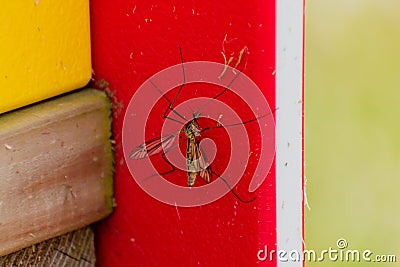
0, 89, 114, 256
0, 226, 95, 267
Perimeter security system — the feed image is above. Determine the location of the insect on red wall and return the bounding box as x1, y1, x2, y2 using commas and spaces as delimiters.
123, 46, 275, 207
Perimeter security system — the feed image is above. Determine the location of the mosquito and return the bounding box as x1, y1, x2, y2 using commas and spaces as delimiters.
129, 47, 263, 203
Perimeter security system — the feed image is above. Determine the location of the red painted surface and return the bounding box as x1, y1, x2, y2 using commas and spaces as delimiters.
90, 1, 276, 266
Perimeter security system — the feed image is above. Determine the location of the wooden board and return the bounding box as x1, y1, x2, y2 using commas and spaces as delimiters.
0, 226, 95, 267
0, 89, 114, 256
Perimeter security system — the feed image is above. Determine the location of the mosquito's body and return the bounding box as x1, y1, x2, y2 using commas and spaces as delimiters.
184, 119, 201, 187
183, 116, 211, 187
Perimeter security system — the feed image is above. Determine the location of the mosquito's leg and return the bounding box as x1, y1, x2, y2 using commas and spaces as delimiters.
149, 79, 185, 125
200, 107, 278, 133
195, 46, 249, 114
143, 151, 176, 180
200, 115, 264, 133
158, 152, 176, 176
211, 170, 256, 203
195, 68, 245, 114
148, 46, 187, 125
144, 137, 187, 180
166, 46, 186, 117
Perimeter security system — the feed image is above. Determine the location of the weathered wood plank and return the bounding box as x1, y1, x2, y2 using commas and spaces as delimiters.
0, 89, 114, 256
0, 226, 96, 267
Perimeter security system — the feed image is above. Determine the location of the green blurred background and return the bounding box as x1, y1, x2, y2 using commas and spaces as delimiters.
305, 0, 400, 266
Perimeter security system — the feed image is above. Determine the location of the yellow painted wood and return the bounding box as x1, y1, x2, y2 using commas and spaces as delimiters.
0, 1, 91, 114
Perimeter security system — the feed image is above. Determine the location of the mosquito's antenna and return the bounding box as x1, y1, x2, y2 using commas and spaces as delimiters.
212, 171, 256, 203
186, 103, 200, 120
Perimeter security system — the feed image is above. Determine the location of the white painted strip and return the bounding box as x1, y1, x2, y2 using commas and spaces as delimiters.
276, 0, 304, 266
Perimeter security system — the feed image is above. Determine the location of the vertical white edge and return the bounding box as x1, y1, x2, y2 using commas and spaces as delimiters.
276, 0, 304, 266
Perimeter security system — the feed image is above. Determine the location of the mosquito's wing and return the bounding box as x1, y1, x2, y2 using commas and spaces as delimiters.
129, 132, 179, 159
193, 140, 212, 184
